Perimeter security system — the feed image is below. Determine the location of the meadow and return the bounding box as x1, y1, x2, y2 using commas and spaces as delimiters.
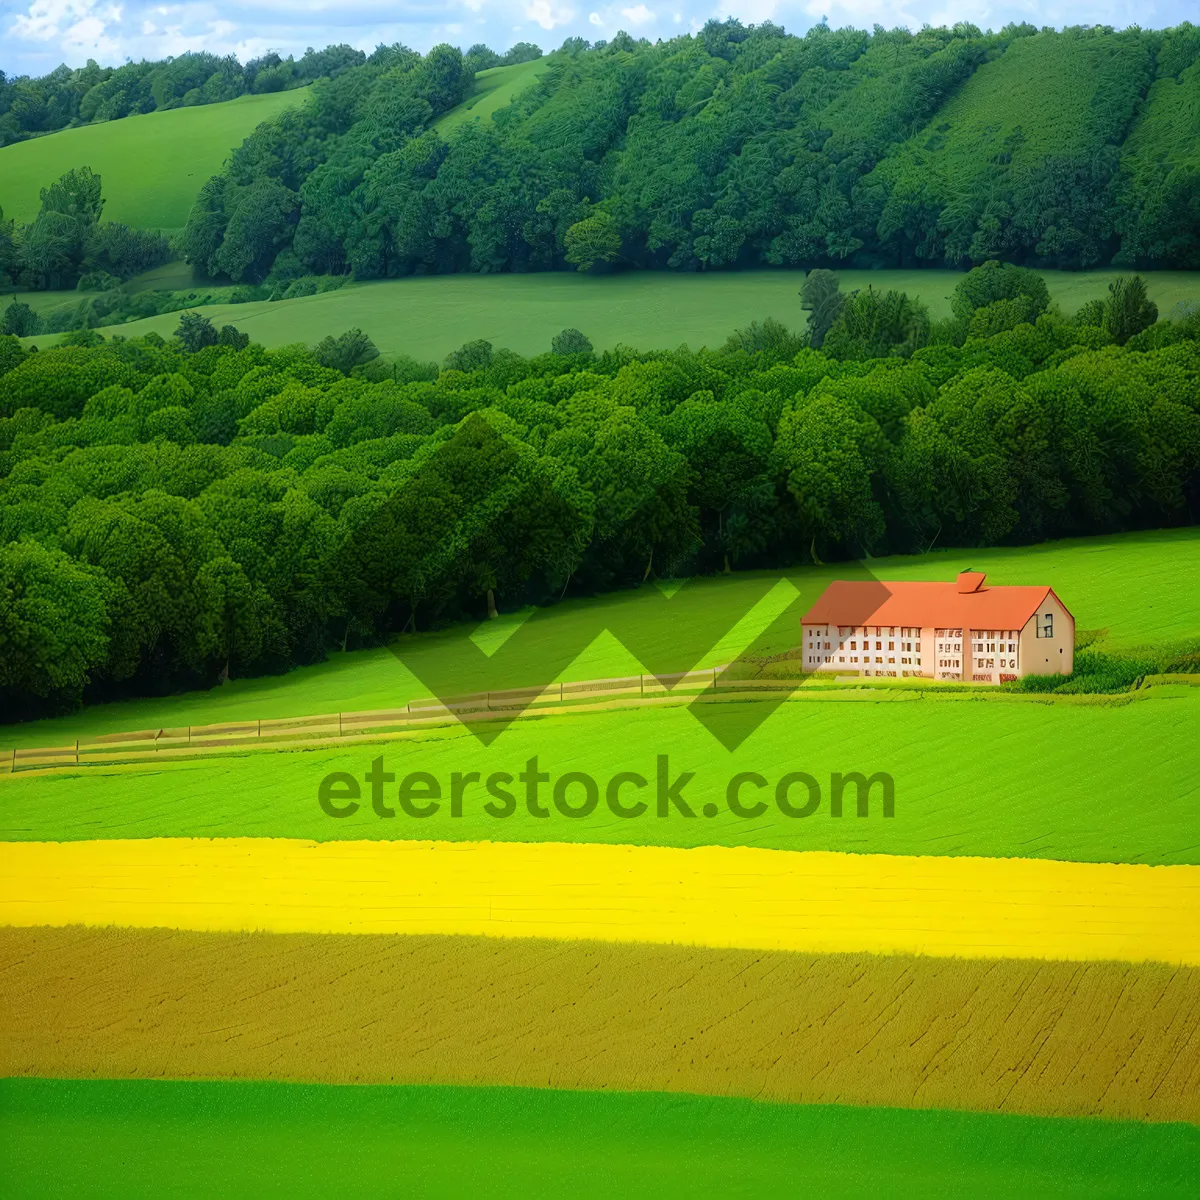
2, 1079, 1195, 1198
0, 89, 311, 230
2, 528, 1193, 752
433, 58, 553, 137
19, 267, 1200, 356
4, 686, 1194, 865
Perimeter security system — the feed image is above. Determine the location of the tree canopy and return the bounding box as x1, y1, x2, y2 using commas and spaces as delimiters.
1, 273, 1197, 717
173, 22, 1200, 285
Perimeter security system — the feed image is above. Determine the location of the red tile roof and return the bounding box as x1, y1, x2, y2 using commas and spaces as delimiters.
802, 574, 1063, 630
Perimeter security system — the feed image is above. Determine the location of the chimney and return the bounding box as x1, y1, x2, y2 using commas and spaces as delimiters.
957, 570, 986, 594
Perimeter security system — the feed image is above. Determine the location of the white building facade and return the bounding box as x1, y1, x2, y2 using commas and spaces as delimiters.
801, 572, 1074, 684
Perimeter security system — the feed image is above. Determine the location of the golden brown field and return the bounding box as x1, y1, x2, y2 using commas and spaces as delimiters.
4, 926, 1198, 1124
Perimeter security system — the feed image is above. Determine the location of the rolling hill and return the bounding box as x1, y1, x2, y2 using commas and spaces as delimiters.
432, 57, 554, 136
865, 29, 1154, 266
19, 267, 1200, 358
0, 89, 311, 231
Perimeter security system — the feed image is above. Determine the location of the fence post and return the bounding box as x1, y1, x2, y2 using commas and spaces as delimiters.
12, 747, 18, 773
257, 719, 262, 738
713, 666, 718, 691
339, 712, 343, 737
76, 739, 80, 764
188, 726, 192, 746
560, 682, 564, 703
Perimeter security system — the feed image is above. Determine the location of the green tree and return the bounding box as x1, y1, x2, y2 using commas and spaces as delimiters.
38, 165, 105, 225
951, 260, 1050, 321
564, 212, 621, 271
823, 287, 932, 360
0, 206, 17, 283
723, 318, 805, 360
551, 328, 594, 356
800, 270, 845, 349
772, 391, 887, 560
218, 324, 250, 350
0, 539, 111, 705
1102, 275, 1158, 345
0, 333, 30, 376
1, 301, 38, 337
175, 311, 219, 352
313, 328, 379, 374
444, 339, 493, 373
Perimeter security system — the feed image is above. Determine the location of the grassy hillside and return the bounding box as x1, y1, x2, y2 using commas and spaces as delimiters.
0, 90, 311, 231
433, 58, 554, 136
1116, 53, 1200, 265
158, 25, 1200, 287
21, 268, 1200, 358
867, 29, 1154, 266
2, 528, 1193, 749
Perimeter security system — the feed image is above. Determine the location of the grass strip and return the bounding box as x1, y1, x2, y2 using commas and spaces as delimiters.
2, 1078, 1197, 1198
1, 687, 1196, 866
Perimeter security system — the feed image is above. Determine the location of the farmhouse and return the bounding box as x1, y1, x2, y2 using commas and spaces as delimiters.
801, 571, 1074, 684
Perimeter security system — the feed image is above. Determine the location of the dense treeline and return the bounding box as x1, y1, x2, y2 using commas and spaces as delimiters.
1, 265, 1197, 716
0, 47, 353, 146
0, 41, 544, 146
183, 21, 1200, 283
0, 168, 171, 302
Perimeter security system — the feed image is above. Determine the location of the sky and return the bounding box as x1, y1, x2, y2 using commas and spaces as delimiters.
2, 0, 1194, 79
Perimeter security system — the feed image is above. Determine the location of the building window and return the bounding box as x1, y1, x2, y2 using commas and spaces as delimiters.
1039, 613, 1054, 638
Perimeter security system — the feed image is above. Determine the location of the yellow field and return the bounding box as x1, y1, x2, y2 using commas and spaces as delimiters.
3, 838, 1197, 964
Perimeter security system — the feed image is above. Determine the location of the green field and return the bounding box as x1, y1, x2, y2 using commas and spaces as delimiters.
434, 58, 554, 137
0, 90, 311, 230
19, 268, 1200, 357
2, 529, 1193, 753
3, 684, 1195, 865
2, 530, 1196, 867
874, 32, 1145, 202
2, 1079, 1195, 1199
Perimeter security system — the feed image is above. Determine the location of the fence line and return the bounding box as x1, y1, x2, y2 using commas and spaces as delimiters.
11, 666, 1181, 779
5, 666, 803, 776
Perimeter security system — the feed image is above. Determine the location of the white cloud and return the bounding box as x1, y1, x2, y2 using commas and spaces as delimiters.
620, 2, 654, 22
11, 0, 120, 42
525, 0, 574, 29
589, 9, 602, 22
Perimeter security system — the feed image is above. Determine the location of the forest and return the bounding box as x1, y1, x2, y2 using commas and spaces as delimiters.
172, 21, 1200, 284
0, 42, 542, 145
2, 262, 1197, 715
